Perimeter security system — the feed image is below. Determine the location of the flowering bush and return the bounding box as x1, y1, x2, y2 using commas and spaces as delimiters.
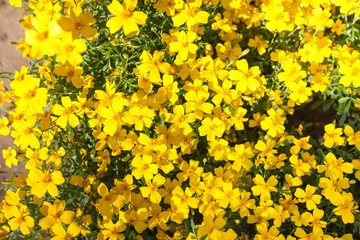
1, 0, 360, 239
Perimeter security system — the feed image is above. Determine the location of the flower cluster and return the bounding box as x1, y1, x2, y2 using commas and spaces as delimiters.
1, 0, 360, 239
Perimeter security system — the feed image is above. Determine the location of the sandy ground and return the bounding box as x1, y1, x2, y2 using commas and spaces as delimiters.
0, 1, 28, 189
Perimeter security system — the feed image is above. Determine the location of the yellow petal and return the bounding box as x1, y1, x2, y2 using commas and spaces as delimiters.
56, 115, 68, 129
107, 0, 125, 16
51, 171, 65, 185
68, 114, 80, 128
106, 16, 124, 34
31, 182, 47, 198
47, 183, 59, 198
123, 19, 140, 37
60, 211, 75, 224
132, 11, 147, 25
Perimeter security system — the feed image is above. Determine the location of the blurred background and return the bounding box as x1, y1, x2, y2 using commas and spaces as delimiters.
0, 1, 28, 188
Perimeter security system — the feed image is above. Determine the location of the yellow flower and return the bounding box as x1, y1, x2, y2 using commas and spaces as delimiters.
352, 159, 360, 181
197, 215, 226, 240
167, 105, 195, 135
56, 32, 87, 66
308, 208, 327, 235
170, 186, 199, 218
248, 36, 268, 55
12, 76, 48, 115
39, 200, 75, 231
211, 13, 232, 32
310, 72, 329, 92
53, 63, 84, 88
53, 96, 80, 129
273, 204, 290, 228
99, 95, 127, 136
106, 0, 147, 37
254, 223, 281, 240
9, 0, 22, 7
58, 6, 98, 40
247, 208, 271, 227
199, 117, 225, 141
344, 125, 360, 150
25, 15, 62, 59
156, 74, 180, 105
323, 123, 344, 148
140, 173, 165, 204
288, 80, 312, 104
317, 152, 353, 178
216, 41, 244, 62
264, 5, 292, 32
97, 182, 124, 218
290, 136, 312, 155
172, 0, 209, 31
125, 105, 155, 131
260, 108, 286, 138
154, 0, 184, 16
329, 192, 358, 224
251, 174, 278, 200
12, 173, 27, 189
228, 144, 254, 173
277, 60, 306, 87
289, 155, 311, 177
183, 79, 214, 118
51, 222, 81, 240
169, 30, 198, 61
294, 185, 322, 211
208, 139, 230, 161
339, 59, 360, 88
294, 227, 323, 240
255, 138, 277, 160
249, 112, 266, 128
25, 147, 49, 170
137, 50, 170, 84
291, 210, 311, 227
232, 190, 255, 218
0, 225, 10, 239
120, 208, 148, 233
0, 117, 10, 136
319, 174, 350, 200
11, 116, 41, 150
331, 19, 346, 35
27, 168, 65, 198
176, 160, 203, 182
2, 147, 18, 168
210, 229, 238, 240
131, 154, 158, 181
152, 149, 176, 174
98, 220, 126, 240
229, 59, 261, 93
308, 7, 332, 31
8, 206, 34, 235
213, 182, 240, 209
211, 80, 236, 106
10, 66, 28, 89
3, 190, 22, 219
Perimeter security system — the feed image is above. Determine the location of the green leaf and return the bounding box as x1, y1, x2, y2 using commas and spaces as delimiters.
339, 112, 348, 126
338, 97, 349, 103
190, 218, 196, 233
228, 105, 236, 117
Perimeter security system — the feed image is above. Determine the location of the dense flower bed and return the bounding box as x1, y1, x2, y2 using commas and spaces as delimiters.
1, 0, 360, 239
